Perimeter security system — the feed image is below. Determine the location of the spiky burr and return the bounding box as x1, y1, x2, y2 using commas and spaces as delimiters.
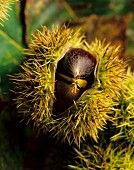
11, 25, 128, 146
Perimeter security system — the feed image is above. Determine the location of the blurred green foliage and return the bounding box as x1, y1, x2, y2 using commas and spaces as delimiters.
0, 2, 24, 100
67, 0, 133, 17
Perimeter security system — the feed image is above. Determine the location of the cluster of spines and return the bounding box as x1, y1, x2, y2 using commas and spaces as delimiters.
0, 0, 18, 26
111, 69, 134, 144
68, 68, 134, 169
26, 25, 85, 63
68, 143, 134, 170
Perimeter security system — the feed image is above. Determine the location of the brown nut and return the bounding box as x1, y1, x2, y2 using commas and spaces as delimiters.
53, 48, 97, 114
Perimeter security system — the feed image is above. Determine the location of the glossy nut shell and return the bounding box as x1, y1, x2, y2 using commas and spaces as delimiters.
53, 48, 97, 114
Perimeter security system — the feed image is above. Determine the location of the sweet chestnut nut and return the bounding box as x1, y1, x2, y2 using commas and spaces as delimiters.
53, 48, 97, 114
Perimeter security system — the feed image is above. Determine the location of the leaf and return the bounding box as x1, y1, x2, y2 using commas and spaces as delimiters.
0, 2, 24, 100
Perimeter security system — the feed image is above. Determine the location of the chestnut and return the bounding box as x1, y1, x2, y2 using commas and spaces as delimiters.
53, 48, 97, 115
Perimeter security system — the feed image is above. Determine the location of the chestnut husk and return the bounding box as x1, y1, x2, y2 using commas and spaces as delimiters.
11, 26, 128, 146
